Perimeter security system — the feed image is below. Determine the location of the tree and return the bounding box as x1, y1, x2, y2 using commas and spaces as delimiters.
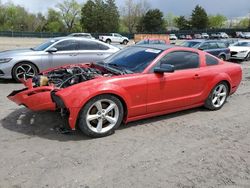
103, 0, 120, 32
174, 16, 190, 30
190, 5, 209, 29
234, 18, 250, 28
57, 0, 81, 32
122, 0, 150, 33
81, 0, 120, 33
44, 9, 65, 32
209, 14, 227, 28
139, 9, 165, 32
165, 12, 177, 28
34, 13, 47, 32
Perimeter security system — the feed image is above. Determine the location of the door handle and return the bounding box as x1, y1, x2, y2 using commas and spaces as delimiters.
97, 53, 104, 56
193, 74, 200, 80
70, 54, 77, 56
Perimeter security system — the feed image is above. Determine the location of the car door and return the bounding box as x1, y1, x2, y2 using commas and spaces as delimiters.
77, 40, 112, 63
113, 33, 123, 43
146, 50, 205, 114
44, 39, 78, 68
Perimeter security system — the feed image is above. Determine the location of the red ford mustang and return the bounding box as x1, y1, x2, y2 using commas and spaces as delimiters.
8, 45, 242, 137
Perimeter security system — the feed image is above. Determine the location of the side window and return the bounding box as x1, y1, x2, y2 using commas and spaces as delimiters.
98, 43, 109, 50
54, 40, 77, 51
78, 41, 100, 50
200, 42, 209, 50
206, 55, 219, 66
208, 42, 218, 49
158, 51, 199, 70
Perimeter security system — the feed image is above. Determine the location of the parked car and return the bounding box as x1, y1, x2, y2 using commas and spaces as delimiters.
179, 40, 230, 60
67, 33, 95, 39
219, 32, 229, 39
99, 33, 129, 45
179, 35, 186, 39
186, 35, 192, 40
8, 44, 242, 138
0, 37, 119, 81
194, 34, 202, 39
201, 33, 209, 39
243, 32, 250, 39
136, 38, 169, 45
229, 40, 250, 61
169, 34, 178, 40
215, 32, 229, 39
210, 33, 220, 39
235, 32, 245, 38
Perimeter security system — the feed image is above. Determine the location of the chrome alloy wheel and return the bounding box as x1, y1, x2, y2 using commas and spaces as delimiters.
212, 84, 227, 108
86, 99, 119, 133
15, 64, 36, 80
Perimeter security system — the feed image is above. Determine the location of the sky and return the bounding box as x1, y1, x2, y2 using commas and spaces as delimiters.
1, 0, 250, 18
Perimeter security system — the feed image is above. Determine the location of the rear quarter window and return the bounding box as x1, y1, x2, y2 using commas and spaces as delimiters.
206, 55, 219, 66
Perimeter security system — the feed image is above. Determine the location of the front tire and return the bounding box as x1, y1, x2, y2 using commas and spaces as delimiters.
78, 95, 124, 138
12, 62, 38, 82
204, 82, 229, 110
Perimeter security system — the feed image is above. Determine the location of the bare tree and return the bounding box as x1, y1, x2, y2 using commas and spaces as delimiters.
121, 0, 150, 33
56, 0, 81, 32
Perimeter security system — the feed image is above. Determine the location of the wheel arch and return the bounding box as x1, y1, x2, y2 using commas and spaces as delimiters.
12, 61, 40, 77
75, 92, 128, 130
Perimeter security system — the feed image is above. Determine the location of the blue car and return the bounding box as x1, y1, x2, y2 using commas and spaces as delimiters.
179, 40, 230, 60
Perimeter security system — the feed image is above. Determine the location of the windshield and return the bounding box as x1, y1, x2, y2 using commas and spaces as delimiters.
233, 42, 250, 47
179, 41, 201, 48
101, 46, 162, 73
32, 39, 59, 51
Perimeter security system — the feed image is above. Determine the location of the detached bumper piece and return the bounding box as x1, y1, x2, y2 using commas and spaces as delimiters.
7, 86, 55, 111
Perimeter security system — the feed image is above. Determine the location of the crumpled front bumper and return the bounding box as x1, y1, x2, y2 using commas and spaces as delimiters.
7, 78, 80, 130
7, 79, 56, 111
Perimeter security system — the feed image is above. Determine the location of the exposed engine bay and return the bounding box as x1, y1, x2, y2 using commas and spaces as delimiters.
32, 64, 115, 88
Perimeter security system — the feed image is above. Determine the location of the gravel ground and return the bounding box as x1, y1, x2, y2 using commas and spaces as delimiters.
0, 38, 250, 188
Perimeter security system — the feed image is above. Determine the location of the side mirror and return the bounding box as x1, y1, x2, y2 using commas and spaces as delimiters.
154, 64, 175, 74
198, 47, 204, 51
47, 47, 58, 53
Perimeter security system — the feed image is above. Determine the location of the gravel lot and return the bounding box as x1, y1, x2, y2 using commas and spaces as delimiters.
0, 37, 250, 188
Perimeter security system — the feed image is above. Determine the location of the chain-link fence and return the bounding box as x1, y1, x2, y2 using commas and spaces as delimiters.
0, 28, 249, 39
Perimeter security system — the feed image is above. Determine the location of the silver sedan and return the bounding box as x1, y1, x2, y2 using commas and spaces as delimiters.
0, 37, 119, 81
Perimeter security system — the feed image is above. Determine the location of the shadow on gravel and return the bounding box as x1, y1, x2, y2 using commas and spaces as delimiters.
1, 106, 208, 141
1, 107, 89, 141
0, 78, 17, 84
122, 107, 207, 130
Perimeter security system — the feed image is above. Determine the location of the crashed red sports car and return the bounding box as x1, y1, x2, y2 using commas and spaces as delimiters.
8, 45, 242, 137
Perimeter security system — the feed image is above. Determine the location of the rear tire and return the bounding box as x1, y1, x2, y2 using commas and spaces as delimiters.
12, 62, 38, 82
106, 39, 111, 44
204, 82, 229, 110
219, 55, 226, 61
123, 40, 128, 45
78, 95, 124, 138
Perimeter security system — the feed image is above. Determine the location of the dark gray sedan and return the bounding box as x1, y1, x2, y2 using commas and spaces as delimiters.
0, 37, 119, 81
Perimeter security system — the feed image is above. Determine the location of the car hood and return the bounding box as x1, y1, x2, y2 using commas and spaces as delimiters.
229, 46, 250, 52
0, 48, 39, 57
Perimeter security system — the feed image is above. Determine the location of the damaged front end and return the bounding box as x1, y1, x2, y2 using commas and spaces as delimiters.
7, 63, 117, 129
